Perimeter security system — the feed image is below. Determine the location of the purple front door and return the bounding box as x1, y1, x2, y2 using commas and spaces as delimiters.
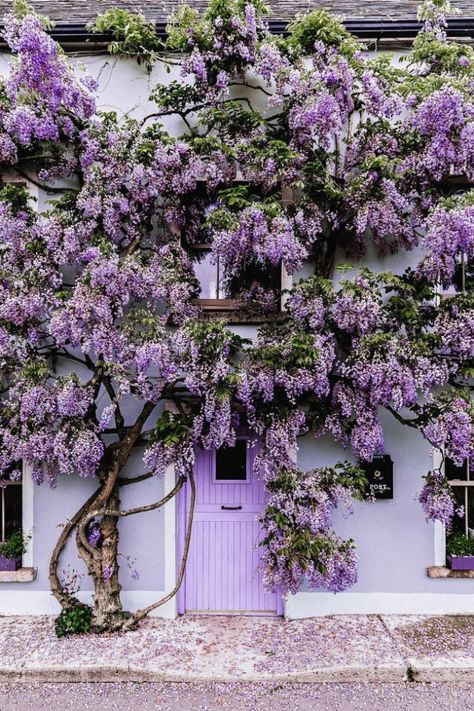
180, 439, 279, 614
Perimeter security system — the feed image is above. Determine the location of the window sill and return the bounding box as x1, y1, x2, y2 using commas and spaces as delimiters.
0, 567, 37, 583
199, 311, 284, 324
427, 565, 474, 579
193, 301, 284, 324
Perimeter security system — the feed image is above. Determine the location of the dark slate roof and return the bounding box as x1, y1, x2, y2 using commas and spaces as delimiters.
0, 0, 472, 22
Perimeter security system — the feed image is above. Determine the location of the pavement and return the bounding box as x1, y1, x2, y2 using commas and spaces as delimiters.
3, 681, 474, 711
1, 614, 474, 683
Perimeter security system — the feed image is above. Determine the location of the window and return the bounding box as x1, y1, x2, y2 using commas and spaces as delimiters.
439, 252, 472, 301
445, 458, 474, 538
191, 242, 283, 315
190, 242, 241, 311
215, 440, 248, 482
0, 479, 22, 544
178, 182, 287, 320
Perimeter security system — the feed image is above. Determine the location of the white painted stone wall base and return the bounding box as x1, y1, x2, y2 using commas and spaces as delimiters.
0, 591, 177, 619
285, 592, 474, 618
3, 591, 474, 618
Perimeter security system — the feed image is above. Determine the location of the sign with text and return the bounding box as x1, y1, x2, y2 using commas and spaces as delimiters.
361, 455, 394, 500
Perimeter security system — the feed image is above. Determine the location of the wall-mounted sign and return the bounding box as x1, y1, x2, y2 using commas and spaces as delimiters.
361, 455, 394, 500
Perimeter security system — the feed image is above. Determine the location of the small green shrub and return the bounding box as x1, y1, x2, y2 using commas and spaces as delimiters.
55, 603, 92, 638
447, 532, 474, 557
0, 529, 30, 559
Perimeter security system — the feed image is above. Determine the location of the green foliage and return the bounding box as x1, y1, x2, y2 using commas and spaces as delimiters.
436, 188, 474, 213
167, 0, 268, 52
199, 103, 265, 138
55, 603, 92, 638
335, 461, 368, 500
0, 183, 35, 217
88, 8, 163, 70
251, 332, 321, 370
12, 0, 53, 28
447, 532, 474, 557
289, 276, 335, 309
185, 319, 249, 355
166, 5, 204, 52
286, 9, 362, 59
151, 82, 203, 114
417, 0, 459, 24
150, 410, 191, 447
15, 358, 51, 385
0, 529, 30, 559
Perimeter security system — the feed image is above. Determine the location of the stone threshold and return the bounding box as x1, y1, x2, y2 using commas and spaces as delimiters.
0, 568, 37, 583
427, 565, 474, 579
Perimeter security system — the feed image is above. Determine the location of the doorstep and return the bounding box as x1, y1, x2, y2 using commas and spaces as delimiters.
426, 566, 474, 579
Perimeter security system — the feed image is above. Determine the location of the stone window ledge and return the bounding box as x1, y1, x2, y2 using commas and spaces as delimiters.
0, 567, 37, 583
427, 565, 474, 579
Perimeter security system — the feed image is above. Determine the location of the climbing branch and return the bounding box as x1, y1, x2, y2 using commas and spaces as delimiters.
82, 475, 186, 526
122, 465, 196, 630
49, 485, 102, 609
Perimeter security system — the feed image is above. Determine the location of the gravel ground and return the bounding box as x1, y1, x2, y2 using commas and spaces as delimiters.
1, 682, 474, 711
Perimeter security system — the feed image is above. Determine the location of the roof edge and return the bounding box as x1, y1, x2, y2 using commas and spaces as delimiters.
1, 17, 474, 45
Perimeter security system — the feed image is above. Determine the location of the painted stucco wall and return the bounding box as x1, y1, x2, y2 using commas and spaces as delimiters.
0, 49, 471, 615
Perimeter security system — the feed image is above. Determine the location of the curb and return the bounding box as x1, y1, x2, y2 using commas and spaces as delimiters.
3, 662, 474, 682
0, 663, 411, 683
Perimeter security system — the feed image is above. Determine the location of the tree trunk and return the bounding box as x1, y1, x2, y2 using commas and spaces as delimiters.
75, 483, 124, 633
91, 486, 123, 631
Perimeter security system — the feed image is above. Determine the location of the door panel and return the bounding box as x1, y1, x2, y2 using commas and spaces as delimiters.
183, 441, 277, 613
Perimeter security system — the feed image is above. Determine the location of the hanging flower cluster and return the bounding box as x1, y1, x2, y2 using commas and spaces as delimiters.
422, 395, 474, 467
419, 471, 463, 527
260, 464, 365, 594
419, 192, 474, 284
0, 8, 96, 166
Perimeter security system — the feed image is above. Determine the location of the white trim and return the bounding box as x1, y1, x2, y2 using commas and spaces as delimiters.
285, 592, 474, 618
163, 464, 177, 618
281, 263, 292, 310
21, 462, 34, 567
434, 521, 446, 567
0, 590, 176, 617
280, 186, 293, 310
433, 448, 446, 566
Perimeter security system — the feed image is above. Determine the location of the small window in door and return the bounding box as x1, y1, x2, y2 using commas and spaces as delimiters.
215, 440, 247, 481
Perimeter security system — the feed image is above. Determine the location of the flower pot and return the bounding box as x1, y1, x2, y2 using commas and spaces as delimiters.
0, 556, 21, 571
447, 555, 474, 571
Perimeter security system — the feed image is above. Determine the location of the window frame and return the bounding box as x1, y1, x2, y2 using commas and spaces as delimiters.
438, 252, 468, 303
0, 479, 22, 544
445, 457, 472, 539
188, 241, 241, 312
178, 182, 293, 321
433, 449, 474, 567
433, 449, 447, 566
0, 173, 37, 568
211, 438, 252, 485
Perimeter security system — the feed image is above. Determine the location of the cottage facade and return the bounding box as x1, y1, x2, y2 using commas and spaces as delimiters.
0, 0, 473, 619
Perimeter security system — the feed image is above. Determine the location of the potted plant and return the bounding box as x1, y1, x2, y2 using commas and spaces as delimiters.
0, 529, 30, 571
446, 532, 474, 570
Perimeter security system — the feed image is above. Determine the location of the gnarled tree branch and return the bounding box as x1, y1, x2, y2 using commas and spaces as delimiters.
122, 465, 196, 629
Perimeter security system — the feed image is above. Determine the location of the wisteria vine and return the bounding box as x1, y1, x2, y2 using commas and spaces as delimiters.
0, 0, 472, 632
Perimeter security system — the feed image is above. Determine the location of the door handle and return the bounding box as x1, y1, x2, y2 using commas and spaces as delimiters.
221, 505, 242, 510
